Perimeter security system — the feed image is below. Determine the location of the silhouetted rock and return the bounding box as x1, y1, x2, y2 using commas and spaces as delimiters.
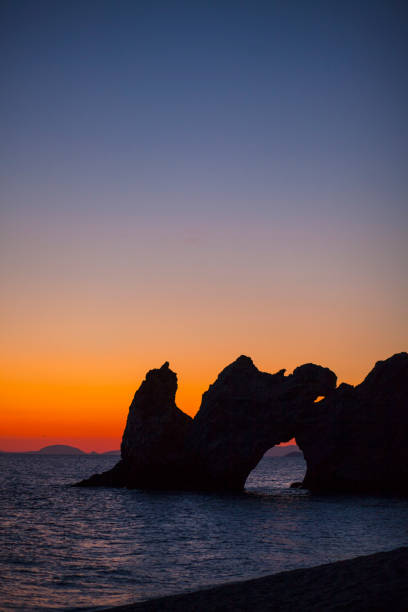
75, 352, 408, 495
186, 356, 335, 490
297, 352, 408, 494
75, 356, 335, 490
76, 362, 192, 488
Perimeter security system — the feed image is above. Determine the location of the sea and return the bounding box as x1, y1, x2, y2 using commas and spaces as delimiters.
1, 453, 408, 611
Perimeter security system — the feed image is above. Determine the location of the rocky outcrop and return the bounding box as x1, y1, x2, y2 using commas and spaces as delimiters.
75, 352, 408, 495
76, 362, 192, 488
186, 356, 336, 490
75, 356, 336, 491
297, 352, 408, 494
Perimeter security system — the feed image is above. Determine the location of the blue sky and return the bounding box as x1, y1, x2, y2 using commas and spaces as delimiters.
2, 0, 407, 223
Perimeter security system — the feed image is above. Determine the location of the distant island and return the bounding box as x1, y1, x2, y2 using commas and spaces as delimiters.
1, 444, 300, 458
264, 445, 302, 457
1, 444, 121, 456
35, 444, 85, 455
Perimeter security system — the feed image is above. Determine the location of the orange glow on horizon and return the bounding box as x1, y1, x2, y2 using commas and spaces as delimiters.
0, 348, 393, 453
2, 214, 406, 453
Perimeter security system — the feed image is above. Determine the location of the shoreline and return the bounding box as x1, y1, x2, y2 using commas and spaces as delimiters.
102, 547, 408, 611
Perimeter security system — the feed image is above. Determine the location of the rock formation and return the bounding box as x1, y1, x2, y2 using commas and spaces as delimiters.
297, 352, 408, 494
186, 356, 336, 490
77, 362, 192, 488
75, 352, 408, 495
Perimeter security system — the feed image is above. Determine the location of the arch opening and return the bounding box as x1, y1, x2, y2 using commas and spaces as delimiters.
245, 441, 306, 491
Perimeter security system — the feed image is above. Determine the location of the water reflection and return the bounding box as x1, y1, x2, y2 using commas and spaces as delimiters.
1, 454, 407, 611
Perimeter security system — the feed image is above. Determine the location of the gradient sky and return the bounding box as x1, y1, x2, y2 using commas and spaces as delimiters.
1, 0, 407, 452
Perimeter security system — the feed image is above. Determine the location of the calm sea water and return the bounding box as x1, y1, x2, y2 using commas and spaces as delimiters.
1, 454, 407, 611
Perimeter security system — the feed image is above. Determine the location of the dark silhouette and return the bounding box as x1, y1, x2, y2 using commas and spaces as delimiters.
75, 352, 408, 495
297, 352, 408, 494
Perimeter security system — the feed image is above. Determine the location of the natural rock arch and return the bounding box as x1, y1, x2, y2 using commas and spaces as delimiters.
185, 356, 335, 490
76, 352, 408, 495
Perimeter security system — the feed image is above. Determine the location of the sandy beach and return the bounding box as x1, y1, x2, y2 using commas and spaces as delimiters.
104, 547, 408, 611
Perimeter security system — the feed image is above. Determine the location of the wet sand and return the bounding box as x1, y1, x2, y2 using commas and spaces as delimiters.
104, 547, 408, 611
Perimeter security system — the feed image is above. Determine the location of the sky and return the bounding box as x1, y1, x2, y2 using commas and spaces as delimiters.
1, 0, 407, 452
